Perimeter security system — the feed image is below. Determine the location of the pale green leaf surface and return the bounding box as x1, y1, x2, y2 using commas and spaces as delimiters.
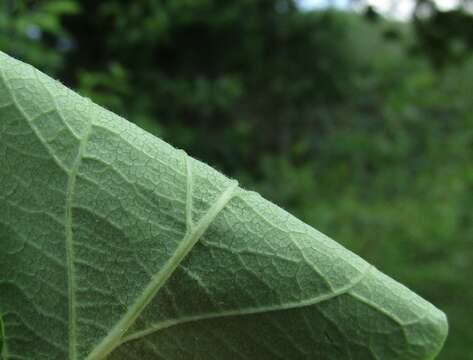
0, 51, 447, 360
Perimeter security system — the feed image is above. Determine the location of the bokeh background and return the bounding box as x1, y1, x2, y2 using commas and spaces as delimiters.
1, 0, 472, 358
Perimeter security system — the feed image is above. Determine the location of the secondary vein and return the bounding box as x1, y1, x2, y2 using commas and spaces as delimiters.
1, 66, 93, 359
66, 123, 92, 360
33, 67, 94, 360
0, 68, 69, 173
85, 179, 239, 360
119, 264, 374, 345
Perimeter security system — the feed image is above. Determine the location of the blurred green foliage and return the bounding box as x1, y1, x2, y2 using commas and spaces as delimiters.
1, 0, 472, 358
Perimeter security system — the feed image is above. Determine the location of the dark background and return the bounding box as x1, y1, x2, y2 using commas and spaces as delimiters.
1, 0, 472, 358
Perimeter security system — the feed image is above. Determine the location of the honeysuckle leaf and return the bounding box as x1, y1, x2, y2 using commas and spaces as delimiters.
0, 51, 448, 360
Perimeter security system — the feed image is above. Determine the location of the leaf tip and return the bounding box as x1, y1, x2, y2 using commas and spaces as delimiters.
408, 306, 449, 360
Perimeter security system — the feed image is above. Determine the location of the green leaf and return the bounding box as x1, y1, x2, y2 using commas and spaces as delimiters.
0, 50, 448, 360
0, 313, 4, 358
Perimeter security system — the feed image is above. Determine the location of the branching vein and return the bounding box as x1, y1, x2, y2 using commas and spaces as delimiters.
0, 68, 68, 173
85, 179, 239, 360
118, 264, 374, 345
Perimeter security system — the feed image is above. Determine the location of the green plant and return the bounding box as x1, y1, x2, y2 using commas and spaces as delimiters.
0, 51, 448, 359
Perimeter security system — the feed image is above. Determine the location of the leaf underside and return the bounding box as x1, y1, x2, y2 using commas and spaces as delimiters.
0, 51, 447, 360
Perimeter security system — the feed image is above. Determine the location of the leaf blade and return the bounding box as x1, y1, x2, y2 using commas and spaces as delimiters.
0, 50, 448, 360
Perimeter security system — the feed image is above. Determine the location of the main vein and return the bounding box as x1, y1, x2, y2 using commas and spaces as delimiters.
86, 178, 239, 360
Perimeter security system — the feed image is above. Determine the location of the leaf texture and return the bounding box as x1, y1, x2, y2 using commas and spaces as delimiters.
0, 51, 448, 360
